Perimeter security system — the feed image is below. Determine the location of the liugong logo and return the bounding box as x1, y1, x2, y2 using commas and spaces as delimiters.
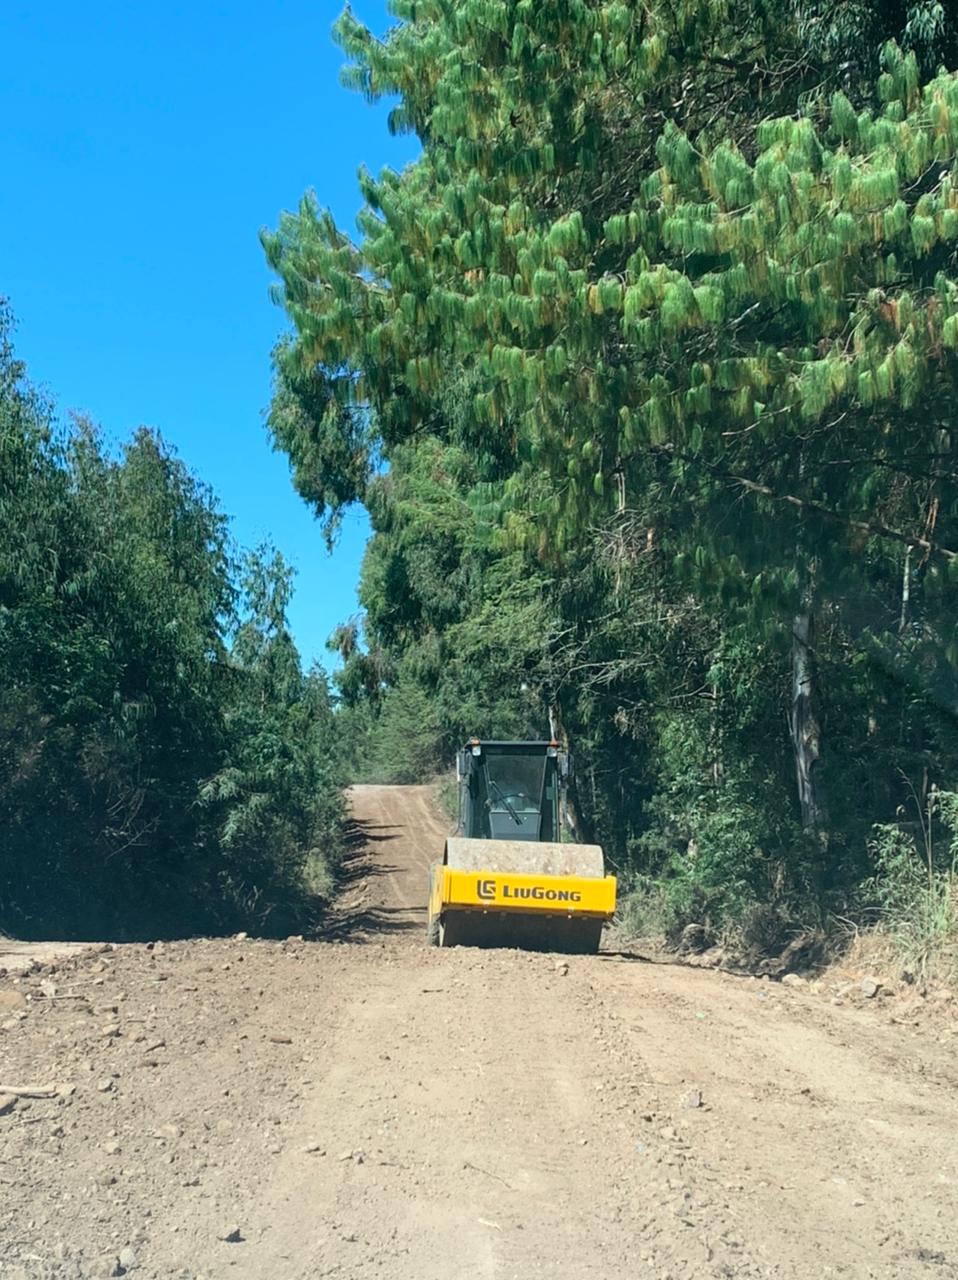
475, 878, 581, 903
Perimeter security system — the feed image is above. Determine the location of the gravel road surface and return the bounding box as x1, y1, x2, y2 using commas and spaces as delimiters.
1, 784, 956, 1278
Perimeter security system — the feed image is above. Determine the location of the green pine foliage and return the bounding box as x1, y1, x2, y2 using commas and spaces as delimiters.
263, 2, 958, 949
264, 16, 958, 595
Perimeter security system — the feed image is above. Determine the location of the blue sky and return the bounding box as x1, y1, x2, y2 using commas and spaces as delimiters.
1, 0, 417, 671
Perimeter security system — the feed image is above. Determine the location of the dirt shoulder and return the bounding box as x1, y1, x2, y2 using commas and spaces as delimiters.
0, 940, 98, 979
1, 784, 956, 1278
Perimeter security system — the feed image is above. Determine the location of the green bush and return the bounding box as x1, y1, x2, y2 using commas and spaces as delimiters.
865, 790, 958, 981
435, 774, 459, 825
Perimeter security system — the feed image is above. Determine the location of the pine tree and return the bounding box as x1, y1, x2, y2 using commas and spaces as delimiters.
264, 1, 958, 902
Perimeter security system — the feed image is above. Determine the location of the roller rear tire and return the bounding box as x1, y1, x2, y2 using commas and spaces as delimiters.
435, 912, 602, 953
438, 913, 465, 947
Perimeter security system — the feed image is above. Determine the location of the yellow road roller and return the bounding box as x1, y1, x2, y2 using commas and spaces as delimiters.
427, 739, 616, 952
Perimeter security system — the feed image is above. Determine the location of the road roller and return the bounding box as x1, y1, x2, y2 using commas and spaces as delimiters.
426, 739, 616, 953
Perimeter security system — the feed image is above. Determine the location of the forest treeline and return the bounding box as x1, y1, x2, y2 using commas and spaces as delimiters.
0, 304, 343, 939
264, 1, 958, 968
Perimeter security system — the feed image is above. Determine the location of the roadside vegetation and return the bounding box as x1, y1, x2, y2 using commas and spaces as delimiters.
263, 1, 958, 977
0, 303, 344, 939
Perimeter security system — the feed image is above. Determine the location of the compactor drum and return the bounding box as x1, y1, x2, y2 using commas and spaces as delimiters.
427, 739, 616, 953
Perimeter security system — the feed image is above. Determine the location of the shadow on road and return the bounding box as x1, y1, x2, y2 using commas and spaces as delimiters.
595, 948, 655, 965
315, 817, 427, 944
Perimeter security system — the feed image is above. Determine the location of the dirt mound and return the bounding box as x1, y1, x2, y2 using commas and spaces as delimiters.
2, 785, 957, 1278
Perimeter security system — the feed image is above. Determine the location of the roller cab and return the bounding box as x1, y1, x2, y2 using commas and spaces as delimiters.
427, 739, 616, 953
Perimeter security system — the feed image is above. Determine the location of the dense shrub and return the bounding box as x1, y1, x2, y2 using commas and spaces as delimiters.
0, 304, 343, 939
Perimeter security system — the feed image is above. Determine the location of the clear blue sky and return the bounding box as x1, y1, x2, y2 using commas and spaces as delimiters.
0, 0, 417, 671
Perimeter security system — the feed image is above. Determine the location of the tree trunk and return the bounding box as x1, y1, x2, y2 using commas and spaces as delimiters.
549, 699, 588, 842
789, 609, 827, 834
708, 675, 723, 787
898, 545, 912, 635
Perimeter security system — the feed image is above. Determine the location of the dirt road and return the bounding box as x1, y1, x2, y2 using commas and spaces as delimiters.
2, 784, 958, 1279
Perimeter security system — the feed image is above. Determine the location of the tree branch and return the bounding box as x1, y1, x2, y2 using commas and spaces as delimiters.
723, 473, 957, 562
